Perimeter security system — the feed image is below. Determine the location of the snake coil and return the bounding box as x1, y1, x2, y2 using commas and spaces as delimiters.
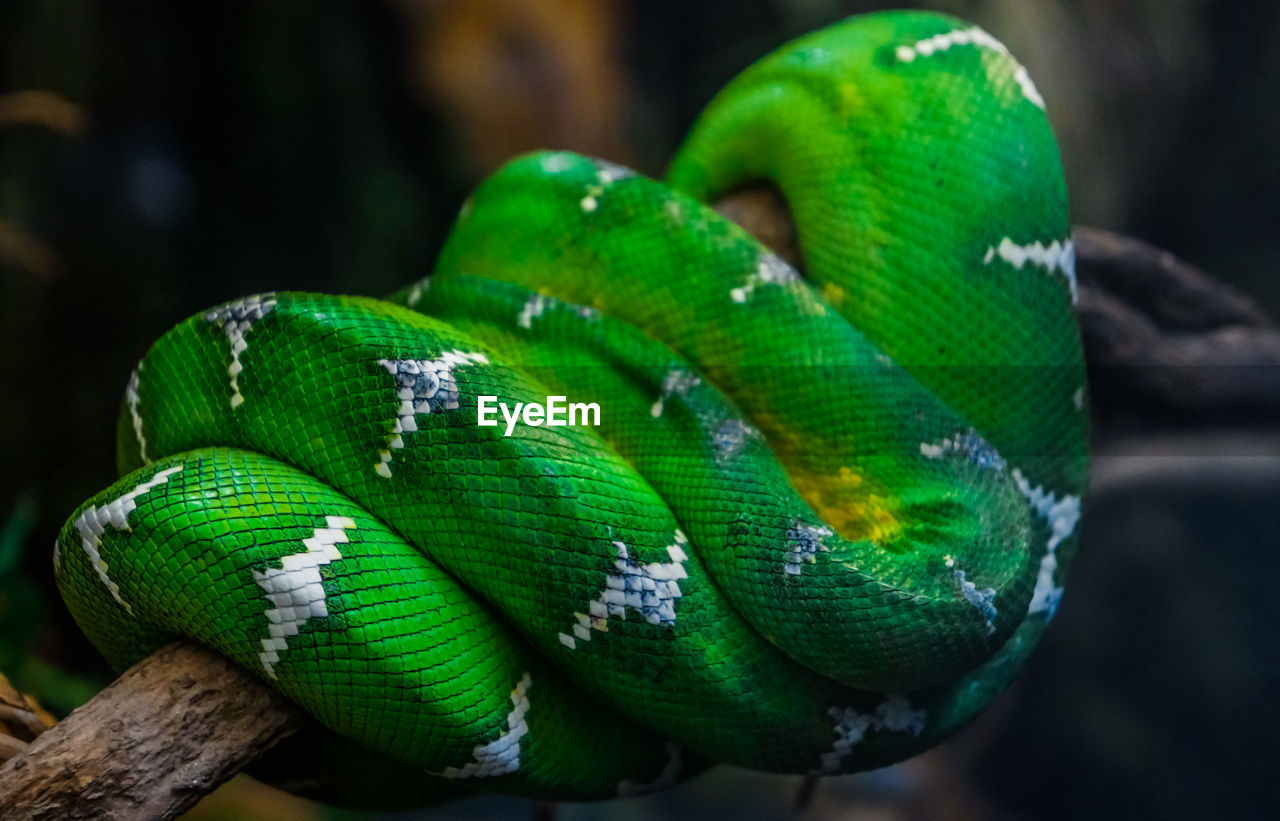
57, 11, 1087, 806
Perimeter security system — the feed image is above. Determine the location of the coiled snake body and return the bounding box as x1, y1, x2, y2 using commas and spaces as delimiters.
56, 12, 1087, 806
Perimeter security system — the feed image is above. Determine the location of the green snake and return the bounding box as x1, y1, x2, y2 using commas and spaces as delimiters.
55, 11, 1087, 806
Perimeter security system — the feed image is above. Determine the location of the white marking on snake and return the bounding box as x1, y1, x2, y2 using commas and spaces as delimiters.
374, 351, 489, 477
784, 522, 834, 576
559, 531, 688, 650
515, 294, 597, 327
255, 515, 356, 678
593, 159, 635, 185
919, 428, 1007, 471
616, 743, 683, 797
540, 152, 575, 174
944, 556, 997, 636
802, 46, 831, 63
578, 161, 631, 214
895, 26, 1045, 109
405, 278, 430, 308
984, 238, 1078, 303
517, 293, 549, 329
730, 252, 800, 303
1074, 387, 1085, 411
712, 418, 758, 462
650, 368, 701, 418
817, 695, 926, 774
70, 465, 185, 615
204, 293, 277, 409
1013, 469, 1081, 618
440, 671, 533, 779
125, 365, 150, 465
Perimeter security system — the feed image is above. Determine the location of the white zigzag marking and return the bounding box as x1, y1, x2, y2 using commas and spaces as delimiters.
204, 293, 277, 409
125, 365, 150, 465
374, 351, 489, 478
895, 26, 1045, 109
517, 293, 549, 329
817, 695, 926, 774
984, 238, 1078, 303
783, 522, 834, 576
255, 515, 356, 678
517, 293, 598, 329
712, 417, 759, 462
945, 556, 998, 636
919, 427, 1007, 471
730, 252, 800, 304
441, 673, 533, 779
1013, 469, 1081, 618
70, 465, 185, 615
921, 432, 1077, 622
558, 531, 689, 650
650, 368, 701, 418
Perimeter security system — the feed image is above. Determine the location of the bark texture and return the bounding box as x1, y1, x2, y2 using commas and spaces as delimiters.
0, 642, 305, 820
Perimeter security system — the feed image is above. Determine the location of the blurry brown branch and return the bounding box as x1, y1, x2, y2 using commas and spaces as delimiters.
1, 187, 1277, 818
0, 673, 52, 765
0, 217, 60, 280
0, 90, 87, 135
0, 90, 85, 280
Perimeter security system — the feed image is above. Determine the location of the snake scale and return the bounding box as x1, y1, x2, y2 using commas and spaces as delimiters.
55, 11, 1087, 807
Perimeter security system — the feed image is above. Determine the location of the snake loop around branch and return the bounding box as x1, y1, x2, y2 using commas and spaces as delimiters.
55, 11, 1087, 806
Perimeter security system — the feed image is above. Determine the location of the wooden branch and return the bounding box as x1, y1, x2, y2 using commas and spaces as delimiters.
1072, 227, 1270, 331
2, 185, 1276, 817
0, 642, 305, 820
0, 90, 87, 135
1072, 226, 1280, 424
0, 673, 53, 756
713, 186, 804, 273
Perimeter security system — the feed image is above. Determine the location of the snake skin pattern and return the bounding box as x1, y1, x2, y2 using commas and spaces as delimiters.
56, 11, 1088, 806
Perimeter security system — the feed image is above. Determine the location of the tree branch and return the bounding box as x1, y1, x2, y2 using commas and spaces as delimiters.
0, 642, 305, 820
2, 186, 1276, 818
1073, 226, 1280, 425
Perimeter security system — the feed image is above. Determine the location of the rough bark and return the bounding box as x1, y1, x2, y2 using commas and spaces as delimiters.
0, 642, 305, 820
1, 186, 1276, 818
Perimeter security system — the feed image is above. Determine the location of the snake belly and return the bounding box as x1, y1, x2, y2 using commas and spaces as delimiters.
54, 11, 1088, 806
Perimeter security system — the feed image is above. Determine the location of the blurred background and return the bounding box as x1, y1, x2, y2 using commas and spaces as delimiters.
1, 1, 1277, 819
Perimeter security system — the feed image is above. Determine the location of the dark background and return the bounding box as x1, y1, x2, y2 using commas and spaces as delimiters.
2, 1, 1277, 819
